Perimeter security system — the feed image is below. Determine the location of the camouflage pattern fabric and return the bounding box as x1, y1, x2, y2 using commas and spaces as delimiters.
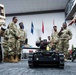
58, 28, 72, 58
17, 29, 26, 54
7, 22, 19, 55
51, 31, 59, 50
3, 29, 9, 56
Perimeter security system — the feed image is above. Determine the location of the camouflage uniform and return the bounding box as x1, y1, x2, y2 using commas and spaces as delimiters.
3, 29, 9, 57
17, 22, 26, 61
17, 28, 26, 55
59, 28, 72, 59
47, 39, 51, 50
3, 29, 9, 62
8, 22, 19, 56
47, 36, 52, 50
51, 31, 59, 50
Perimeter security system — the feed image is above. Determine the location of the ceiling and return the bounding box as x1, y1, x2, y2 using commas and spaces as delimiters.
0, 0, 69, 15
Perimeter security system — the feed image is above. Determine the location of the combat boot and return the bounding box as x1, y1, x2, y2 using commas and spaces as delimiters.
14, 55, 18, 62
3, 56, 9, 62
9, 55, 15, 63
18, 54, 21, 61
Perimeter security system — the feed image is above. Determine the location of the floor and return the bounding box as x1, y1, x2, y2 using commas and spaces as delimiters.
0, 59, 76, 75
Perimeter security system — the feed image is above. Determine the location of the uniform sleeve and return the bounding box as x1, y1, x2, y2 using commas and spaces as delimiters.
8, 23, 16, 35
23, 31, 26, 41
8, 23, 18, 37
19, 30, 26, 42
4, 30, 9, 39
68, 29, 72, 40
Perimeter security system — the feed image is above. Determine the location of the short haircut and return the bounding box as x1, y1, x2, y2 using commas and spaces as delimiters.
12, 16, 17, 21
53, 26, 57, 28
19, 22, 23, 26
63, 22, 67, 25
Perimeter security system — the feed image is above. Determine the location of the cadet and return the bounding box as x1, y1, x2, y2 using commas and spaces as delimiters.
58, 22, 72, 60
8, 17, 19, 62
17, 22, 26, 61
51, 26, 59, 50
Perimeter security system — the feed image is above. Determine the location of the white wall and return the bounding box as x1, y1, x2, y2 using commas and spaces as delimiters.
68, 23, 76, 49
6, 12, 74, 49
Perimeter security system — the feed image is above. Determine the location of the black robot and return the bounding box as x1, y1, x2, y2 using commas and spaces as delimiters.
28, 39, 64, 69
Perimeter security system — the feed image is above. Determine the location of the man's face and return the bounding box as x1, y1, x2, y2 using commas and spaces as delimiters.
20, 23, 24, 29
63, 24, 67, 29
13, 18, 18, 23
48, 36, 50, 40
53, 27, 57, 31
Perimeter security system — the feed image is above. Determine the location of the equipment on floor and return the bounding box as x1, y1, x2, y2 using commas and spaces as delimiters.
28, 39, 64, 69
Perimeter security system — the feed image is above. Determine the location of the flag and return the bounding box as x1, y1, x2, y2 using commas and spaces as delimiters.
31, 22, 34, 34
42, 21, 44, 33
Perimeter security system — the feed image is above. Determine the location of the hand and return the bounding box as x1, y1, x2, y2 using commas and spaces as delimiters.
15, 36, 20, 39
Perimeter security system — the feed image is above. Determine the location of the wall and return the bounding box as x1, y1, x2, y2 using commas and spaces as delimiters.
68, 23, 76, 49
6, 12, 74, 49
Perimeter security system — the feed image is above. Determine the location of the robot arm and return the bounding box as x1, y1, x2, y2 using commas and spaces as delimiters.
68, 15, 76, 26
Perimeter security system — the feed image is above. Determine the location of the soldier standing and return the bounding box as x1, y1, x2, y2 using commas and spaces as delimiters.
17, 22, 26, 61
51, 26, 59, 50
8, 17, 19, 62
58, 22, 72, 61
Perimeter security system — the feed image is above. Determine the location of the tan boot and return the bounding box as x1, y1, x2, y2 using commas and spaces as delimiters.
14, 55, 18, 63
3, 56, 9, 62
9, 55, 15, 63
